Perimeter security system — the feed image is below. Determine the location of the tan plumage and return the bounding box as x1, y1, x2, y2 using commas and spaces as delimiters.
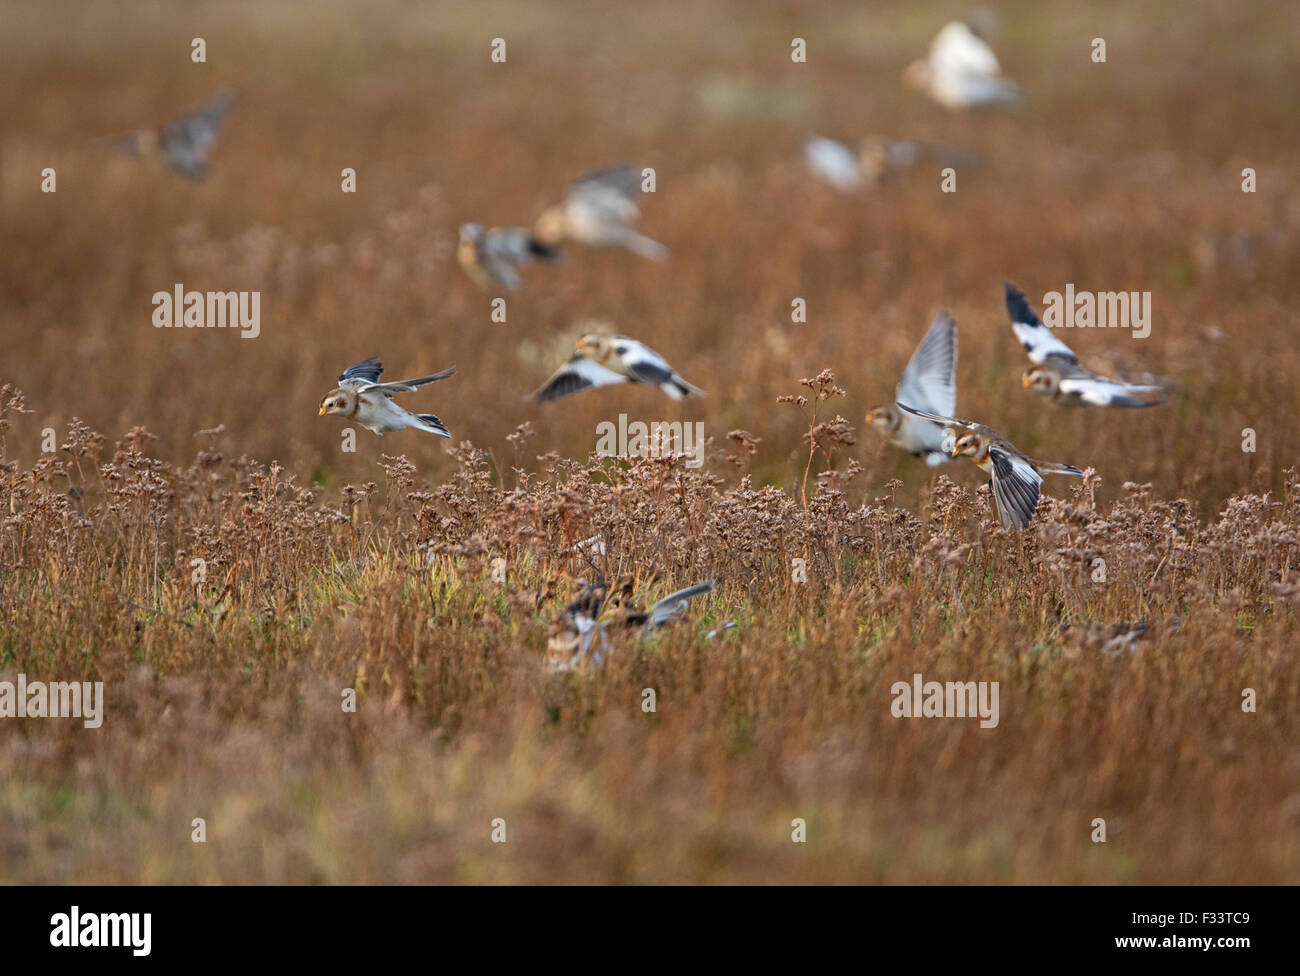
533, 165, 667, 260
319, 357, 455, 438
897, 404, 1083, 530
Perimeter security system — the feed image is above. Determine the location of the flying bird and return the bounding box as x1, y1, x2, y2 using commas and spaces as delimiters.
903, 21, 1024, 110
457, 223, 560, 292
898, 403, 1084, 530
803, 136, 980, 192
533, 164, 668, 260
866, 310, 958, 465
530, 334, 703, 403
1006, 282, 1166, 408
319, 357, 455, 438
547, 580, 715, 672
110, 91, 235, 180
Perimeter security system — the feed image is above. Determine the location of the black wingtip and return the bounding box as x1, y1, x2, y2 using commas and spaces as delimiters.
1004, 281, 1039, 325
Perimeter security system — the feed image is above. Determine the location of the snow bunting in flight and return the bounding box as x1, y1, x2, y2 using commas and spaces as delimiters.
803, 136, 980, 192
319, 357, 455, 437
530, 334, 703, 403
533, 164, 668, 260
457, 223, 560, 292
897, 404, 1083, 530
547, 580, 714, 672
1006, 282, 1166, 408
866, 310, 958, 466
110, 91, 235, 180
903, 21, 1024, 110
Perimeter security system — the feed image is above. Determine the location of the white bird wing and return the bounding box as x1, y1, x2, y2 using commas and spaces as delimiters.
931, 21, 1001, 78
645, 581, 714, 629
1005, 283, 1078, 365
988, 445, 1043, 530
803, 137, 861, 191
1057, 372, 1163, 407
530, 355, 627, 403
896, 309, 958, 418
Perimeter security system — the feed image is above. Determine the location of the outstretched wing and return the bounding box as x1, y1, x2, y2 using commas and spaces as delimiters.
1057, 371, 1163, 408
803, 137, 861, 191
339, 357, 384, 385
1005, 282, 1078, 366
160, 91, 235, 178
368, 367, 457, 398
645, 581, 714, 629
897, 309, 958, 418
571, 164, 643, 200
896, 401, 979, 433
989, 445, 1043, 530
530, 355, 626, 403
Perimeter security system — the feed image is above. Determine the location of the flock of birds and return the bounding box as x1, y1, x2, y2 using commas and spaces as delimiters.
107, 15, 1171, 667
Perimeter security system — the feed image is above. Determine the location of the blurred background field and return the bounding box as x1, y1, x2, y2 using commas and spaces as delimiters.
1, 0, 1298, 883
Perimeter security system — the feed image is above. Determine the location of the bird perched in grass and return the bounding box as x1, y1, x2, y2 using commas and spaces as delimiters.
109, 90, 235, 180
547, 580, 715, 672
898, 403, 1083, 529
903, 21, 1024, 110
457, 223, 560, 292
1061, 621, 1151, 657
803, 136, 980, 192
319, 357, 455, 438
1006, 282, 1166, 408
866, 310, 959, 465
530, 334, 703, 403
533, 164, 668, 260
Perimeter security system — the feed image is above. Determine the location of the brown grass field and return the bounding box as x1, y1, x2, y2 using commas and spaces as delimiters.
1, 0, 1298, 883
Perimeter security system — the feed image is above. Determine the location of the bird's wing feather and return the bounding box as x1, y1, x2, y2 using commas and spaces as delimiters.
367, 367, 457, 397
531, 356, 627, 403
896, 402, 979, 434
572, 164, 643, 200
646, 581, 714, 628
1005, 282, 1078, 365
803, 137, 861, 190
989, 445, 1043, 530
339, 357, 384, 385
896, 309, 958, 418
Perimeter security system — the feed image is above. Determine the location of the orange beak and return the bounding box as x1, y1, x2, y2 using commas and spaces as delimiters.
318, 405, 327, 416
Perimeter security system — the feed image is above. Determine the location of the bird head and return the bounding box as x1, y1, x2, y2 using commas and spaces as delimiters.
319, 388, 356, 418
533, 207, 566, 245
576, 333, 613, 363
865, 405, 901, 434
1022, 365, 1059, 396
458, 223, 485, 246
952, 433, 985, 459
